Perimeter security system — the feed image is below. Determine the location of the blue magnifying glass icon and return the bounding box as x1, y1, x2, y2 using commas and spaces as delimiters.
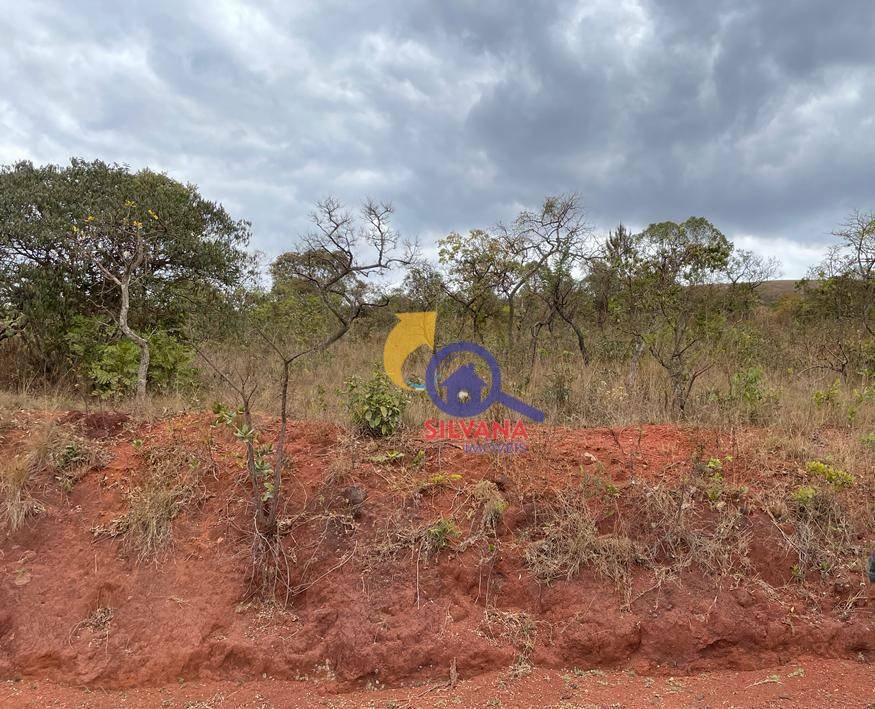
425, 342, 545, 423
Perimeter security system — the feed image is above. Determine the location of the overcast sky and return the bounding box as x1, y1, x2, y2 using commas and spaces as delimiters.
2, 1, 874, 277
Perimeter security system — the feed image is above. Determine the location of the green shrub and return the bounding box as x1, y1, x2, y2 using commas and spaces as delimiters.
66, 316, 196, 399
422, 518, 459, 555
698, 456, 731, 505
804, 460, 855, 489
423, 472, 463, 487
730, 366, 766, 408
812, 379, 840, 407
346, 370, 406, 437
369, 450, 405, 463
789, 485, 818, 507
846, 386, 874, 425
706, 470, 724, 504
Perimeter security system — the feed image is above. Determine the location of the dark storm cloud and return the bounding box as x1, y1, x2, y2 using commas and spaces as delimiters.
2, 0, 874, 276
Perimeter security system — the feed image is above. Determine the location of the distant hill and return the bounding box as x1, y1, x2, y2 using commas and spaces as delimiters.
707, 279, 810, 304
756, 279, 803, 304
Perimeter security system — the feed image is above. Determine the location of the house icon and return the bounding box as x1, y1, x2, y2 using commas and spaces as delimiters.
440, 364, 487, 408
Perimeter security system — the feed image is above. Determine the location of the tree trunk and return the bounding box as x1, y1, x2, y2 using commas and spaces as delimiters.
118, 279, 150, 400
267, 361, 291, 534
558, 310, 590, 365
627, 338, 646, 391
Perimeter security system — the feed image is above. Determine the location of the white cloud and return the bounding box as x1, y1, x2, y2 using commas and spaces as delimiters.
0, 0, 872, 278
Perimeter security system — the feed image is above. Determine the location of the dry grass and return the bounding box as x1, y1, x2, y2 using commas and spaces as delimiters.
93, 441, 206, 560
639, 483, 750, 577
369, 515, 461, 566
1, 420, 101, 532
524, 487, 643, 588
789, 492, 857, 576
763, 483, 864, 578
471, 479, 507, 534
70, 606, 114, 644
480, 608, 539, 676
6, 327, 870, 443
524, 470, 754, 603
0, 462, 44, 532
189, 333, 875, 442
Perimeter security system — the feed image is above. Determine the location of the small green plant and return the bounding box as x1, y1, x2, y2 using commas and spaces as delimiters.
729, 366, 767, 412
1, 421, 100, 507
580, 471, 620, 499
846, 386, 874, 424
346, 370, 406, 437
369, 450, 405, 463
472, 479, 508, 533
701, 456, 731, 505
213, 403, 275, 502
804, 460, 855, 489
811, 379, 840, 407
410, 449, 426, 468
602, 480, 620, 498
52, 441, 93, 491
705, 455, 732, 473
789, 485, 818, 507
420, 472, 463, 491
422, 518, 459, 555
254, 444, 275, 502
706, 470, 724, 505
861, 433, 875, 450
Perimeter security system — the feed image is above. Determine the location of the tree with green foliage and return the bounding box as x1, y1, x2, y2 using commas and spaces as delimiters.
438, 228, 511, 340
438, 194, 593, 356
798, 210, 875, 377
0, 159, 251, 390
611, 217, 772, 414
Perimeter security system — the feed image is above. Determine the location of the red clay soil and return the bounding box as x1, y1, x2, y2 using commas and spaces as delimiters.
3, 659, 874, 707
0, 411, 873, 706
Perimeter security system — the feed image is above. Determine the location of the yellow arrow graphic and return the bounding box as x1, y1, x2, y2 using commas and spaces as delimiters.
383, 311, 437, 390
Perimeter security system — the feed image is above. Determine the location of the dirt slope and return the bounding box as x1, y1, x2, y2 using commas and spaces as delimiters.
0, 411, 872, 702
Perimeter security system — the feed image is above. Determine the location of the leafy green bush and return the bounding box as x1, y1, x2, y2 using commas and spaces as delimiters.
812, 379, 840, 407
730, 366, 766, 408
789, 485, 818, 507
421, 518, 459, 555
804, 460, 855, 489
846, 385, 874, 425
66, 316, 196, 398
346, 370, 406, 437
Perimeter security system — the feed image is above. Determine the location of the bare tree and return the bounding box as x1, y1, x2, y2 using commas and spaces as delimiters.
499, 194, 593, 358
830, 210, 875, 337
199, 197, 414, 597
797, 210, 875, 377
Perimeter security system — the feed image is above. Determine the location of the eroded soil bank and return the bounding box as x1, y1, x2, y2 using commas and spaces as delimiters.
1, 411, 872, 698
